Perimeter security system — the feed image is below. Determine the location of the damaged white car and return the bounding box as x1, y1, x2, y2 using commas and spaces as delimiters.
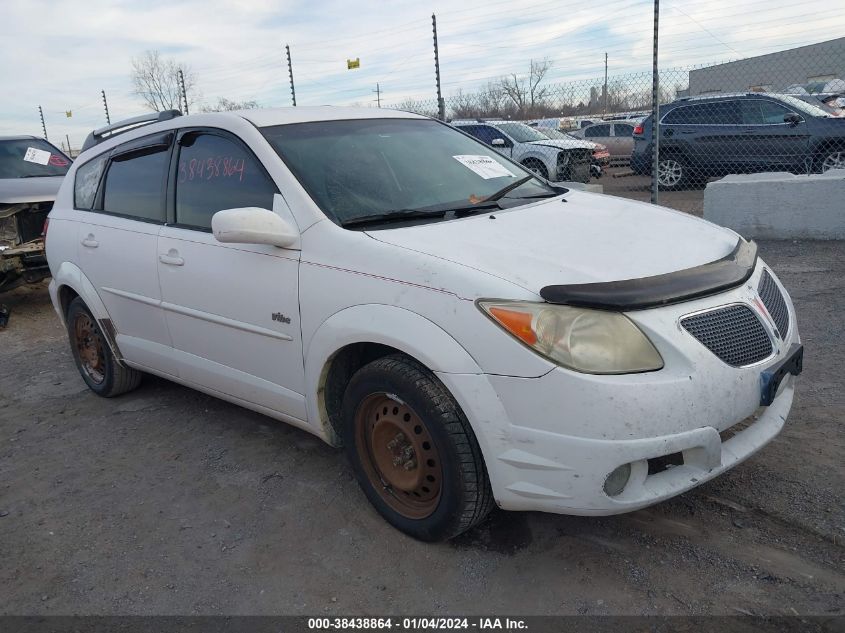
45, 108, 802, 541
1, 136, 70, 293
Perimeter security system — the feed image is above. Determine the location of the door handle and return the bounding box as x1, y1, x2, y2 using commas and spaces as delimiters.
159, 250, 184, 266
81, 235, 99, 248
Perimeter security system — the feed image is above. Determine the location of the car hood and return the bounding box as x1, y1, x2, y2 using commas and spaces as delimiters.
0, 176, 64, 204
530, 139, 595, 151
366, 191, 739, 294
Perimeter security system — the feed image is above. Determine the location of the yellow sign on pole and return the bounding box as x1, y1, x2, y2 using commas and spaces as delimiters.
347, 58, 360, 70
65, 111, 72, 118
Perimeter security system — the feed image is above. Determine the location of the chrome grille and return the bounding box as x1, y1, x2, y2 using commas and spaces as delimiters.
758, 269, 789, 338
681, 305, 773, 367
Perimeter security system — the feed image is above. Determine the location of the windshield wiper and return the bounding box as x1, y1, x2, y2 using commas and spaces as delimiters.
341, 208, 449, 228
483, 175, 534, 202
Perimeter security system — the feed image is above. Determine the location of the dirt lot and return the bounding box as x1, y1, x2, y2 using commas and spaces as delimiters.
1, 240, 843, 617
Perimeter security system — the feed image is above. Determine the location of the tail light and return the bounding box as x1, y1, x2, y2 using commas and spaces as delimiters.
633, 124, 644, 135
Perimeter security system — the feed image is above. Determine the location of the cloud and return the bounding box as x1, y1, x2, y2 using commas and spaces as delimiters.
1, 0, 841, 146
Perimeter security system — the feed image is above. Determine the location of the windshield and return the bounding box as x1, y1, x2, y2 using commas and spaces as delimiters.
774, 94, 833, 118
261, 118, 555, 227
493, 122, 550, 143
0, 139, 71, 178
535, 128, 566, 139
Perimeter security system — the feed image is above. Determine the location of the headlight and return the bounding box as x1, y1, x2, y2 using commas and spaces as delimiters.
478, 300, 664, 374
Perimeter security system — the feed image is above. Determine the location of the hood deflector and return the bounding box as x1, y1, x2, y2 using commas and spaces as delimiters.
539, 239, 757, 311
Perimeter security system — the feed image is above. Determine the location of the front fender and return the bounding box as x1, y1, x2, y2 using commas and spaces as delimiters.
304, 304, 482, 442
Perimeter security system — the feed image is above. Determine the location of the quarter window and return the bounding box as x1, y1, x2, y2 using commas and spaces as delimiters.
101, 147, 169, 222
175, 133, 276, 230
74, 156, 106, 210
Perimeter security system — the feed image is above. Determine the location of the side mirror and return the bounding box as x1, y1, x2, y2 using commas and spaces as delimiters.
491, 138, 506, 147
212, 207, 299, 248
784, 112, 802, 125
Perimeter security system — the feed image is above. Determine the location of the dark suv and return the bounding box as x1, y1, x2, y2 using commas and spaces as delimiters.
631, 93, 845, 190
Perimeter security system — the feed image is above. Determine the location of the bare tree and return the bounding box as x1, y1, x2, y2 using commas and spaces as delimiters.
201, 97, 259, 112
131, 50, 197, 112
499, 59, 552, 117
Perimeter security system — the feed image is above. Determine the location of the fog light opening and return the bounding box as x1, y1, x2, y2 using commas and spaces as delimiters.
603, 463, 632, 497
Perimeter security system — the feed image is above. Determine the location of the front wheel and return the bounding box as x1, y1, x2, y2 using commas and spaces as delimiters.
342, 354, 494, 541
521, 158, 549, 180
820, 150, 845, 173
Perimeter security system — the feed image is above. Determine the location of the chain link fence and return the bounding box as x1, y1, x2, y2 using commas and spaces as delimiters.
389, 36, 845, 216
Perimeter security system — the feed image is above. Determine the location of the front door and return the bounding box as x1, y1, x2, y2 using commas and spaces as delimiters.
157, 129, 306, 420
740, 99, 811, 171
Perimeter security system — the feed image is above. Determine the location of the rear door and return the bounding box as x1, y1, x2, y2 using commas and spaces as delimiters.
610, 123, 635, 160
75, 133, 176, 374
583, 123, 612, 152
156, 128, 306, 420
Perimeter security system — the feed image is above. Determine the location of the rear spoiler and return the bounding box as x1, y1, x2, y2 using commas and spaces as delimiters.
81, 110, 181, 152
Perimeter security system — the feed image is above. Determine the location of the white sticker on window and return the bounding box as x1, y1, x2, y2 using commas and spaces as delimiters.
23, 147, 51, 165
453, 155, 515, 179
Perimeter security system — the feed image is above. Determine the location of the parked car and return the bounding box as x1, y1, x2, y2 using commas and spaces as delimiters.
0, 136, 71, 293
452, 120, 592, 182
631, 93, 845, 190
570, 121, 636, 163
47, 107, 802, 541
532, 126, 610, 178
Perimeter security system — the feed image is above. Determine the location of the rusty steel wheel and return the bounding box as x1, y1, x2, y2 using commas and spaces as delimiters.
355, 393, 443, 519
74, 311, 106, 385
66, 297, 142, 397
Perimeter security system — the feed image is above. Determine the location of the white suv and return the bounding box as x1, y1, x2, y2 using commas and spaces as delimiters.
452, 120, 594, 183
46, 107, 803, 541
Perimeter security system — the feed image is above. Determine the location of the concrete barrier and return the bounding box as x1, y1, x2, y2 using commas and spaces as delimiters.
704, 169, 845, 240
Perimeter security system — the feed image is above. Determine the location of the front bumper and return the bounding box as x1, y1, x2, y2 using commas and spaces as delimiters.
438, 262, 800, 515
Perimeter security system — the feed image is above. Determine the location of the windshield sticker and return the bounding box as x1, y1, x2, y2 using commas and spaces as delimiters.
48, 154, 69, 167
23, 147, 52, 166
453, 155, 515, 179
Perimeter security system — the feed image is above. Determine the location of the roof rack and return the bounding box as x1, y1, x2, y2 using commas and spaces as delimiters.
81, 110, 182, 152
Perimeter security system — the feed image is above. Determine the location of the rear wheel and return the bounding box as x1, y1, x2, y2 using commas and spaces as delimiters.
521, 158, 549, 180
66, 298, 142, 397
342, 354, 494, 541
657, 155, 688, 190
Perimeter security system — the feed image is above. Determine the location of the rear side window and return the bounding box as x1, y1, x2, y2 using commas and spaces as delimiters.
664, 102, 741, 125
74, 156, 106, 209
585, 124, 610, 137
175, 133, 276, 230
101, 147, 169, 222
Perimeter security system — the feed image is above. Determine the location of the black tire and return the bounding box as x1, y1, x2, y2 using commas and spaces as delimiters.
521, 158, 549, 180
341, 354, 494, 541
66, 297, 142, 397
656, 154, 689, 191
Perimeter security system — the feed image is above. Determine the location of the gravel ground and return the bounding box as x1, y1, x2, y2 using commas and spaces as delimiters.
0, 240, 843, 617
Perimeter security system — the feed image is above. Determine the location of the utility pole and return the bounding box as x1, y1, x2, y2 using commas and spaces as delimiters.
373, 83, 381, 108
603, 52, 608, 115
432, 14, 445, 121
650, 0, 660, 204
286, 44, 297, 107
65, 134, 72, 156
101, 89, 111, 125
38, 105, 47, 140
177, 69, 189, 114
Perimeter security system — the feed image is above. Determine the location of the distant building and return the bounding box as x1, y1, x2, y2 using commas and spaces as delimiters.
687, 37, 845, 96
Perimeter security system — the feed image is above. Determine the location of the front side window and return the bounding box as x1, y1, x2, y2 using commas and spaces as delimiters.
175, 133, 276, 230
261, 118, 553, 227
614, 124, 634, 136
585, 124, 610, 138
0, 139, 71, 179
101, 147, 169, 222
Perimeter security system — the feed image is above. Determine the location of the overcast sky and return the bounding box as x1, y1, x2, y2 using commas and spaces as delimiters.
1, 0, 842, 147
